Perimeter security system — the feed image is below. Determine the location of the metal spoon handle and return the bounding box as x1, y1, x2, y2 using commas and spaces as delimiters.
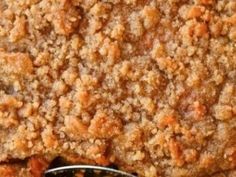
45, 165, 136, 177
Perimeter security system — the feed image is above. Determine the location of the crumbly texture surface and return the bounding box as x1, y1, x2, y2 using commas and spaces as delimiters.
0, 0, 235, 177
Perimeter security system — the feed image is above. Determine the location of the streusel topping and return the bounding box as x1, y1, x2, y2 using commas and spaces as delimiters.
0, 0, 235, 176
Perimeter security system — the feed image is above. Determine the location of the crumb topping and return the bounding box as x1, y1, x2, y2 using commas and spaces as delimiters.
0, 0, 235, 177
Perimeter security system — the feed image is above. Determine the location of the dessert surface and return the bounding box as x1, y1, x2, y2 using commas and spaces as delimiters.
0, 0, 235, 176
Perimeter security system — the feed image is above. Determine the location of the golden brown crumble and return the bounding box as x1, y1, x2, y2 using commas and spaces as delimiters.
0, 0, 235, 177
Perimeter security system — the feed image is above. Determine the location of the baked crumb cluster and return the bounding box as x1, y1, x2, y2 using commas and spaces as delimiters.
0, 0, 235, 176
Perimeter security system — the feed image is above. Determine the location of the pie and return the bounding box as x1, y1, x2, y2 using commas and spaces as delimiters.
0, 0, 235, 177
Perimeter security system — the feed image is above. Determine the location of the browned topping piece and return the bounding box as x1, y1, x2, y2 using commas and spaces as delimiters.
0, 95, 22, 109
0, 165, 17, 177
199, 154, 215, 169
41, 125, 59, 148
141, 6, 159, 29
183, 149, 198, 163
169, 139, 184, 167
64, 115, 89, 139
214, 105, 233, 120
28, 157, 49, 177
0, 51, 33, 75
187, 6, 204, 19
51, 0, 80, 35
9, 16, 27, 42
88, 111, 122, 138
229, 27, 236, 41
158, 115, 177, 128
210, 21, 223, 37
194, 22, 208, 37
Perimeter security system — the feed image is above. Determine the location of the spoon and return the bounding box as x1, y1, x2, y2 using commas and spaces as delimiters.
44, 165, 136, 177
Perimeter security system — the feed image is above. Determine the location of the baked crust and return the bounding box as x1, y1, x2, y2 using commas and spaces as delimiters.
0, 0, 235, 176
